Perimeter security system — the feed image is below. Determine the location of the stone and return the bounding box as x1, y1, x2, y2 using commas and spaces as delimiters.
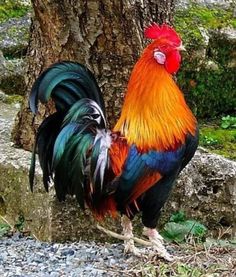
0, 90, 7, 101
205, 60, 219, 70
0, 53, 26, 95
164, 148, 236, 237
0, 14, 30, 95
0, 16, 30, 57
176, 0, 235, 10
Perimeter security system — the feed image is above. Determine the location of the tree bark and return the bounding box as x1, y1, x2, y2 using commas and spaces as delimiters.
12, 0, 176, 151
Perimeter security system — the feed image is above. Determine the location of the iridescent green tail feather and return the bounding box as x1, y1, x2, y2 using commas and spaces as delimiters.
29, 61, 111, 210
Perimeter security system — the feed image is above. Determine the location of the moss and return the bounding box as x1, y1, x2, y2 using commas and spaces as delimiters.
0, 20, 29, 58
4, 94, 23, 104
174, 4, 236, 48
199, 126, 236, 160
174, 4, 236, 119
178, 67, 236, 118
0, 0, 31, 23
0, 76, 26, 95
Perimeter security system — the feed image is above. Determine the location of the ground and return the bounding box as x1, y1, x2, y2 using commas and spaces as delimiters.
1, 214, 236, 276
135, 243, 235, 276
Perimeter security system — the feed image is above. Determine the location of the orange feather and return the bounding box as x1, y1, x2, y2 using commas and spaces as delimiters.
114, 46, 197, 151
109, 137, 129, 176
128, 172, 162, 204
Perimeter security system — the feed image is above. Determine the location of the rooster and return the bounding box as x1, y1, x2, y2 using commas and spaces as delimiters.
29, 24, 198, 261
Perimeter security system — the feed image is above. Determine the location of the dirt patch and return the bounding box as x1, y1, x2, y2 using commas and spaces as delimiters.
103, 243, 236, 276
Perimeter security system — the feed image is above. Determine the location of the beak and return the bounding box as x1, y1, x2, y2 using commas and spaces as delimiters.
177, 44, 186, 51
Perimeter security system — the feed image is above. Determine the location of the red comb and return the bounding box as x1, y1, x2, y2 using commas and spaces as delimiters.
144, 23, 181, 45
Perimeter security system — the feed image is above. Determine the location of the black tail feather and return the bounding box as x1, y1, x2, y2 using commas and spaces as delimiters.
29, 61, 105, 115
29, 61, 110, 212
29, 112, 64, 192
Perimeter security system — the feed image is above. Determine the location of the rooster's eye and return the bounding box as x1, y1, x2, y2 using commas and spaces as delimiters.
154, 51, 166, 65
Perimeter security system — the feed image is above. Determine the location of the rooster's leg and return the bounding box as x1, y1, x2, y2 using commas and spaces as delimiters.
121, 215, 141, 256
143, 227, 173, 261
96, 222, 173, 261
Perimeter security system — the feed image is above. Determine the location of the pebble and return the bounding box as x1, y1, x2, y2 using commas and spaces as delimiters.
0, 237, 138, 276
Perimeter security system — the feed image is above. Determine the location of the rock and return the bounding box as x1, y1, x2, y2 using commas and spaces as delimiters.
0, 90, 7, 101
164, 148, 236, 237
0, 102, 235, 242
208, 29, 236, 69
220, 28, 236, 41
0, 14, 30, 95
205, 60, 219, 70
0, 54, 26, 95
196, 0, 235, 8
0, 15, 30, 57
176, 0, 235, 9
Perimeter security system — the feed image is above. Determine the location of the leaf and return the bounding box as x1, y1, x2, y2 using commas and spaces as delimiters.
170, 210, 186, 223
177, 264, 202, 277
161, 222, 190, 242
182, 220, 207, 237
161, 217, 207, 242
0, 223, 10, 237
221, 122, 230, 129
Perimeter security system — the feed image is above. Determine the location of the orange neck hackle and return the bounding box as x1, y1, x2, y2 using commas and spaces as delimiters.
113, 47, 197, 151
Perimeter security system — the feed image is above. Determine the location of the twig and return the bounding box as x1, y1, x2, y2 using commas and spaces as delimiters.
217, 226, 232, 240
0, 215, 39, 240
0, 215, 14, 230
31, 233, 40, 241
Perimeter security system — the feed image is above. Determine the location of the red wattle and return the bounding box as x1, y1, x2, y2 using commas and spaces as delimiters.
164, 50, 181, 74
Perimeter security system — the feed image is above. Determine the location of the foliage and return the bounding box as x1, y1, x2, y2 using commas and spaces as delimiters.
14, 214, 25, 232
143, 262, 203, 277
174, 4, 236, 119
0, 214, 25, 238
0, 0, 30, 23
221, 115, 236, 129
178, 67, 236, 119
199, 125, 236, 160
200, 135, 219, 146
175, 264, 202, 277
0, 222, 10, 237
161, 211, 207, 243
174, 4, 236, 48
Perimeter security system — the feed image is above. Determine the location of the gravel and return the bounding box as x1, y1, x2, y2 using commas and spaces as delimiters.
0, 234, 138, 277
1, 234, 235, 276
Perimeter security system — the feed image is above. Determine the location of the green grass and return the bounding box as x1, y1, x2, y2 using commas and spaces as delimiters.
199, 123, 236, 160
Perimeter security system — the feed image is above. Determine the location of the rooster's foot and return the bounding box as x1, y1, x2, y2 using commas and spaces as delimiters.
143, 227, 174, 262
123, 239, 142, 256
96, 220, 173, 261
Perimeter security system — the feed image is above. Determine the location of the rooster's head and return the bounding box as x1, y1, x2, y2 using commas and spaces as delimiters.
144, 23, 185, 74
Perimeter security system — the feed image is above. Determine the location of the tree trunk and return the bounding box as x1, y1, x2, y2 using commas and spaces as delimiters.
12, 0, 176, 151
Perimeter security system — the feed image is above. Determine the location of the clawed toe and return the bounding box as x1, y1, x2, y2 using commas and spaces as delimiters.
142, 227, 174, 262
148, 243, 174, 262
124, 240, 142, 257
143, 227, 164, 242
